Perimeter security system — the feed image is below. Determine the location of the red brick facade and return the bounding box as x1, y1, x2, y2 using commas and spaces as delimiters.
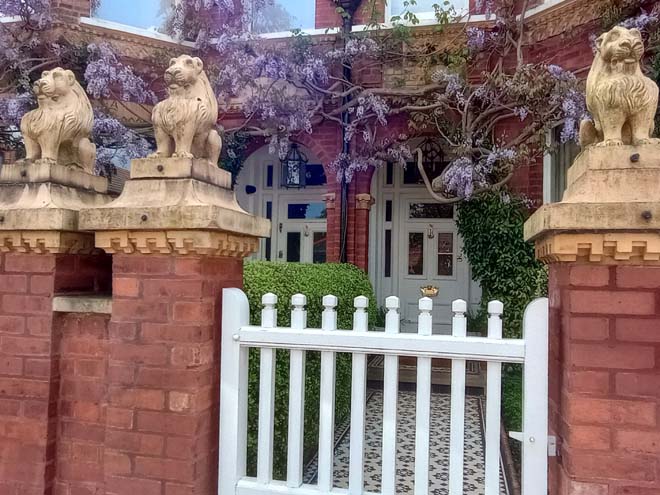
548, 265, 660, 495
103, 254, 242, 495
0, 252, 110, 494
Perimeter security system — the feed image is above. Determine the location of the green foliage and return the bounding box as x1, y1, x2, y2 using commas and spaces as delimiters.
502, 365, 523, 431
456, 191, 547, 339
243, 261, 377, 479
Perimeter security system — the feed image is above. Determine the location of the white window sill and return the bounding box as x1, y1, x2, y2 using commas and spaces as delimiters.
53, 295, 112, 314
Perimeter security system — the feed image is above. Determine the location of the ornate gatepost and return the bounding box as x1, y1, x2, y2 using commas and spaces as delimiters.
525, 26, 660, 495
0, 69, 112, 494
79, 55, 270, 494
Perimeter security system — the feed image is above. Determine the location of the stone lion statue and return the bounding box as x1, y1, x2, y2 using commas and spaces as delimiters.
150, 55, 222, 164
580, 26, 659, 148
20, 68, 96, 173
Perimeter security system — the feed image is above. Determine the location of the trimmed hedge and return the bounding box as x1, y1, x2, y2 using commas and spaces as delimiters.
243, 261, 377, 479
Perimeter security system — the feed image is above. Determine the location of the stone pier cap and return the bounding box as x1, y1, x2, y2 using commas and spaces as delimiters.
78, 157, 271, 257
525, 144, 660, 265
0, 160, 111, 253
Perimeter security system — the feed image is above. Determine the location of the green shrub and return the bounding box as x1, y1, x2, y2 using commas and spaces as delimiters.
456, 191, 547, 459
243, 261, 377, 479
456, 191, 547, 339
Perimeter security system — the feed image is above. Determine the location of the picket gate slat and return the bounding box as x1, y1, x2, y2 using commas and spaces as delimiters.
317, 295, 338, 492
348, 296, 368, 494
449, 299, 467, 495
218, 290, 549, 495
381, 296, 400, 495
287, 294, 307, 488
414, 297, 433, 495
257, 293, 278, 483
485, 301, 504, 495
521, 298, 549, 495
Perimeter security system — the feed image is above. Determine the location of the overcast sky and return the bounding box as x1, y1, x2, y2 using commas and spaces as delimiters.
96, 0, 316, 31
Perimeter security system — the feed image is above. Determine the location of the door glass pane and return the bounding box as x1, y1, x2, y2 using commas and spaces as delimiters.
305, 164, 327, 186
312, 232, 327, 263
287, 203, 327, 219
437, 233, 454, 276
287, 232, 301, 262
408, 233, 424, 275
409, 203, 453, 219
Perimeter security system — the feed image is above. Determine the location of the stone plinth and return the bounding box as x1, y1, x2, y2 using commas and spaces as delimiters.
525, 145, 660, 265
0, 160, 111, 254
525, 144, 660, 495
79, 157, 270, 256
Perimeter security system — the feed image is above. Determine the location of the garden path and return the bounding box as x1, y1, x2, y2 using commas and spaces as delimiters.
303, 389, 508, 495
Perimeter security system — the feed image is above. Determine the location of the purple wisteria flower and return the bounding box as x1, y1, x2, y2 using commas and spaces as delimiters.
620, 11, 659, 31
84, 43, 157, 104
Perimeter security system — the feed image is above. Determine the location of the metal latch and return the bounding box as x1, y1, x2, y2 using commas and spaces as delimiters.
509, 432, 557, 457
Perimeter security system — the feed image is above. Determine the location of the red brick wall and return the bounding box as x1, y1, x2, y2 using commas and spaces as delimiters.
52, 0, 91, 19
548, 264, 660, 495
54, 312, 110, 495
0, 252, 110, 495
0, 253, 59, 495
103, 254, 242, 495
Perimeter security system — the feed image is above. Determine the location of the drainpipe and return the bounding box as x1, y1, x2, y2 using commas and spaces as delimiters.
334, 0, 359, 263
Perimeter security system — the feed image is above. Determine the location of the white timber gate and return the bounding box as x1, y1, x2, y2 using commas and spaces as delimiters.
218, 288, 549, 495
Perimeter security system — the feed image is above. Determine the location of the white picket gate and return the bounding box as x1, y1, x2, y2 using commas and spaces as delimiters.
219, 289, 549, 495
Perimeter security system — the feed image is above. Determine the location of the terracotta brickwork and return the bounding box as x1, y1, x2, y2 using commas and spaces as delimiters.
102, 254, 242, 495
0, 252, 110, 495
548, 264, 660, 495
54, 312, 110, 495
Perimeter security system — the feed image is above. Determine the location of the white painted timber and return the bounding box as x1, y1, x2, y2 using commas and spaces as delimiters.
318, 295, 338, 492
287, 294, 308, 488
381, 296, 400, 495
414, 297, 433, 495
485, 301, 504, 495
257, 294, 278, 484
236, 329, 525, 362
218, 288, 251, 495
219, 291, 549, 495
449, 299, 467, 495
348, 296, 369, 494
521, 298, 549, 495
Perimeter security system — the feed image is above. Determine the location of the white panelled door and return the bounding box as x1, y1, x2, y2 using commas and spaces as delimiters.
398, 195, 470, 333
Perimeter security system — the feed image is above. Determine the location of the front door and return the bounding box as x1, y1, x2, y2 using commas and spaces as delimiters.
398, 196, 470, 333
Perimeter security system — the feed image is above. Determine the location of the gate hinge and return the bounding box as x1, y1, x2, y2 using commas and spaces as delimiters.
509, 432, 557, 457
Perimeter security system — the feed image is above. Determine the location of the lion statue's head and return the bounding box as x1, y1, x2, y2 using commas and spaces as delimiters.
165, 55, 207, 91
33, 68, 82, 105
595, 26, 644, 76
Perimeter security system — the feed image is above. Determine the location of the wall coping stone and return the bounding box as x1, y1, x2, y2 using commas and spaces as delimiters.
52, 294, 112, 314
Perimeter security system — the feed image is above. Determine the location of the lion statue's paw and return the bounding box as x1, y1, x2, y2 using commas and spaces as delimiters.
595, 139, 624, 147
173, 151, 194, 159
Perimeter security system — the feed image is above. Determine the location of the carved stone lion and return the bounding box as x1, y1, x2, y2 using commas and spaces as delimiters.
580, 26, 660, 147
150, 55, 222, 164
20, 68, 96, 173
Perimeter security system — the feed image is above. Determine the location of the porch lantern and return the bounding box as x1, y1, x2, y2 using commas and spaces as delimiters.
280, 143, 308, 189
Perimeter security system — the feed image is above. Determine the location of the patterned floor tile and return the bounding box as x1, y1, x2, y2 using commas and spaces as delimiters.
304, 390, 508, 495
